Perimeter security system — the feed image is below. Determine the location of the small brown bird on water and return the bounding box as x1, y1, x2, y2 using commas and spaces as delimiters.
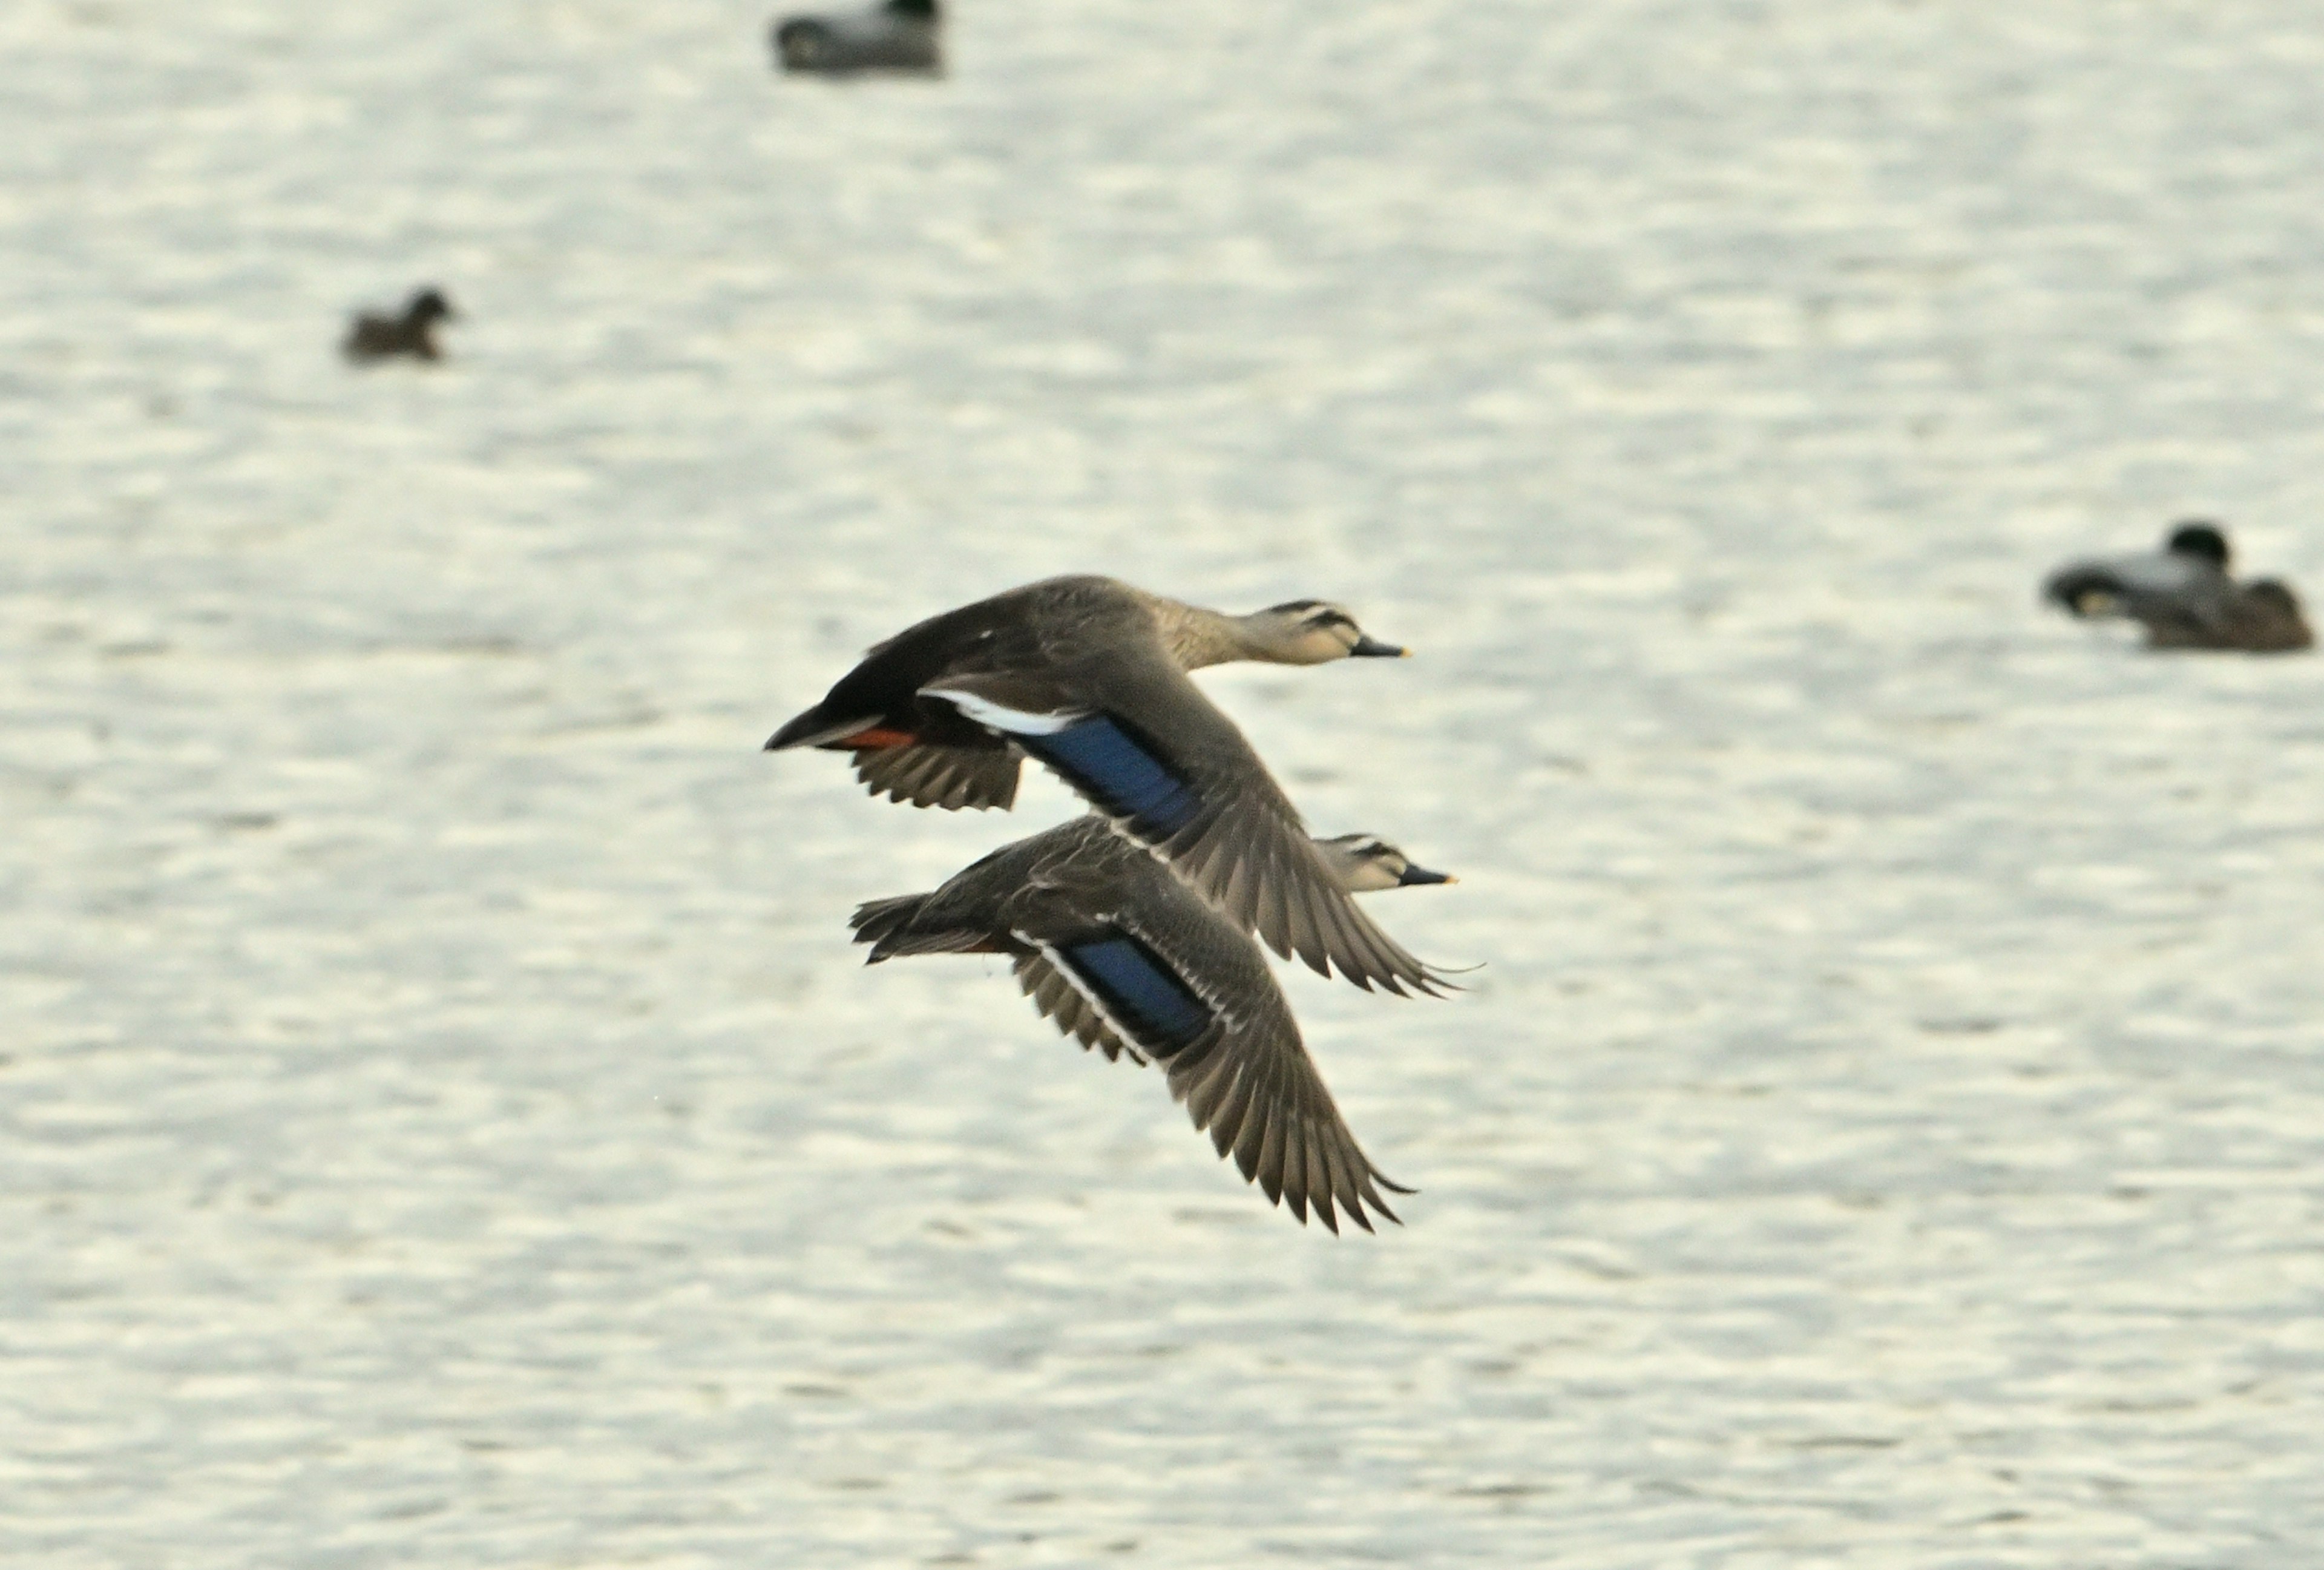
342, 287, 458, 364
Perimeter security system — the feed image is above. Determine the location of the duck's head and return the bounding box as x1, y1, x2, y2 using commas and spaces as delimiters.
773, 18, 826, 65
885, 0, 939, 16
2166, 520, 2230, 569
407, 287, 456, 325
1241, 600, 1407, 664
1315, 833, 1456, 893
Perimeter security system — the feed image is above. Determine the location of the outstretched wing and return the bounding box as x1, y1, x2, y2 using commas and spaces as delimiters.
923, 656, 1445, 997
1029, 923, 1410, 1233
1014, 952, 1146, 1065
852, 743, 1022, 810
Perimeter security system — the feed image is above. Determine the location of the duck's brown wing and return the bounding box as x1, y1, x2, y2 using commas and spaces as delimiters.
921, 652, 1446, 997
1027, 915, 1410, 1233
1014, 953, 1146, 1065
852, 743, 1021, 810
1162, 1011, 1412, 1235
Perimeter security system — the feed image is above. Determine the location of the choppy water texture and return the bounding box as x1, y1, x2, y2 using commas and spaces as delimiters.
7, 1, 2324, 1564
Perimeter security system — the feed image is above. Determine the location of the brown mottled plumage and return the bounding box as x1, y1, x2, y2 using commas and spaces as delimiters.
765, 575, 1437, 994
849, 818, 1453, 1232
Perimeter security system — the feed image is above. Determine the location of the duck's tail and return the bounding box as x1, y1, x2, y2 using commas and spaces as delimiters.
765, 705, 880, 752
847, 894, 997, 963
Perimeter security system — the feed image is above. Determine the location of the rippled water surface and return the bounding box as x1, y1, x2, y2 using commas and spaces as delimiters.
7, 1, 2324, 1564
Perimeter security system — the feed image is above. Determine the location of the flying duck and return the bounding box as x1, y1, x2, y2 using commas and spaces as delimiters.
2044, 521, 2313, 652
772, 0, 942, 75
766, 575, 1435, 994
849, 817, 1456, 1231
342, 287, 457, 363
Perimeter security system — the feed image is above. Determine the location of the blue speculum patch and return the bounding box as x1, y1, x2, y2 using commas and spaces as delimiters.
1061, 936, 1210, 1053
1023, 716, 1202, 839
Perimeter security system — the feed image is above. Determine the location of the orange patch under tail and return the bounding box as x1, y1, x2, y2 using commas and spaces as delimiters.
835, 726, 917, 749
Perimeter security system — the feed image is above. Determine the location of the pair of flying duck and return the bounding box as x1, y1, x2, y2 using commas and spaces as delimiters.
766, 576, 1453, 1232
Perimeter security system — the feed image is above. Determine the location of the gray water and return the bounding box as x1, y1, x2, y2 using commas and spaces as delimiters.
7, 1, 2324, 1564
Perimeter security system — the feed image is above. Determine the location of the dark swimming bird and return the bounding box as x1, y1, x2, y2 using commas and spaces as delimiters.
772, 0, 942, 75
766, 575, 1436, 994
342, 287, 458, 363
850, 818, 1455, 1232
2044, 521, 2311, 652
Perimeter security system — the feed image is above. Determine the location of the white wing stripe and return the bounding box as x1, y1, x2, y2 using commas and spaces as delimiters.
923, 687, 1087, 735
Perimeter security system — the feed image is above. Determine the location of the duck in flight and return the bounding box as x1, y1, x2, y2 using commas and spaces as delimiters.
2044, 521, 2313, 653
767, 575, 1437, 994
849, 817, 1456, 1232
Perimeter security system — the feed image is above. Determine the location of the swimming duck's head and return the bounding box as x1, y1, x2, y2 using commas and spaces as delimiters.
407, 287, 456, 325
1246, 600, 1407, 663
884, 0, 939, 16
2166, 520, 2230, 569
1315, 833, 1456, 892
773, 18, 826, 65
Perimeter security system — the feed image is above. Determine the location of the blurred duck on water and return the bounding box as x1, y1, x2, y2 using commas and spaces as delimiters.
2044, 520, 2313, 653
764, 574, 1436, 994
772, 0, 942, 75
341, 287, 457, 363
849, 818, 1455, 1232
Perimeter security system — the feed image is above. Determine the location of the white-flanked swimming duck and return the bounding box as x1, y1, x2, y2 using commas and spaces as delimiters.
771, 0, 942, 76
342, 287, 457, 363
766, 575, 1433, 994
849, 817, 1455, 1232
2044, 521, 2313, 652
